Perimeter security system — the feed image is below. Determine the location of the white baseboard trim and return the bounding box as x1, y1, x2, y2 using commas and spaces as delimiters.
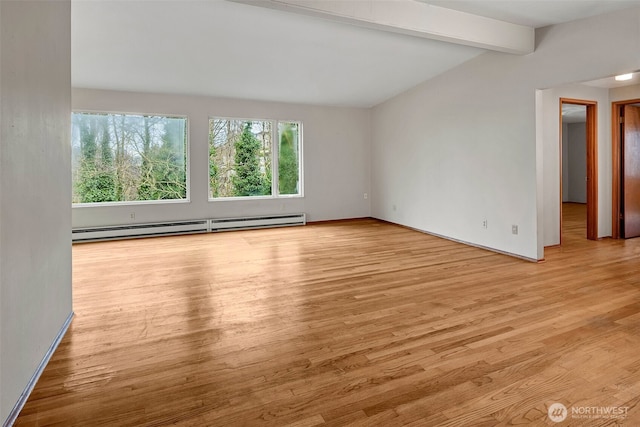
376, 218, 539, 263
418, 228, 539, 262
3, 312, 74, 427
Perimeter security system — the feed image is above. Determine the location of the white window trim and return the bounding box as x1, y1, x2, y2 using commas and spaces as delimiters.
71, 111, 191, 207
207, 117, 304, 201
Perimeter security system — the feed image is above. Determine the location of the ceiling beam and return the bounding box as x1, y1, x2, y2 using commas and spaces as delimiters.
229, 0, 534, 55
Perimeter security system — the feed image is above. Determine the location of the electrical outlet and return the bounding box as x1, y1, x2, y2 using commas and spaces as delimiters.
482, 219, 488, 229
364, 193, 368, 200
512, 225, 518, 235
130, 212, 135, 219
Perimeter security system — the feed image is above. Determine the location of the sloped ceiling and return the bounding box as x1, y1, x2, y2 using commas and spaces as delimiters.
72, 0, 640, 107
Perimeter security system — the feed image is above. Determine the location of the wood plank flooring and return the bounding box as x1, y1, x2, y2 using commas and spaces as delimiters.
562, 202, 588, 245
14, 208, 640, 426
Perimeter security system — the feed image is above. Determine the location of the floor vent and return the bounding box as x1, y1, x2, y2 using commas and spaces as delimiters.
72, 220, 210, 243
210, 213, 306, 232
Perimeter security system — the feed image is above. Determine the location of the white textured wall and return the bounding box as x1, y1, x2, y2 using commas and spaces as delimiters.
567, 122, 587, 203
562, 122, 569, 202
72, 89, 371, 228
372, 8, 639, 260
1, 1, 72, 423
610, 84, 640, 102
0, 1, 3, 415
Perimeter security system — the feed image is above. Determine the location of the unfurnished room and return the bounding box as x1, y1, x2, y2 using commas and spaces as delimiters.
2, 0, 640, 425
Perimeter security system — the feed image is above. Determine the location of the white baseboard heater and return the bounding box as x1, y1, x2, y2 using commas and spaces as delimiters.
210, 213, 306, 232
72, 220, 210, 242
72, 214, 306, 243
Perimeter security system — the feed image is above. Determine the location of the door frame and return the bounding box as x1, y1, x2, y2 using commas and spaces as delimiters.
559, 98, 598, 243
611, 98, 640, 239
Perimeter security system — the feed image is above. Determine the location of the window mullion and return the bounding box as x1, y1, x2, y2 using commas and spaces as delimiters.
273, 120, 279, 197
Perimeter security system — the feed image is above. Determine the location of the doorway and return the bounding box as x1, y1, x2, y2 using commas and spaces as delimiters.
559, 98, 598, 243
612, 99, 640, 239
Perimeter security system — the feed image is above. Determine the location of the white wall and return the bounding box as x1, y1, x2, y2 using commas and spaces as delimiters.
539, 84, 610, 246
566, 122, 587, 203
371, 8, 639, 260
562, 122, 569, 202
0, 1, 3, 417
72, 89, 371, 228
1, 1, 72, 423
610, 84, 640, 102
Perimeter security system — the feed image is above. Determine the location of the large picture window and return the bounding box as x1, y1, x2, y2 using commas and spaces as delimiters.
71, 112, 188, 204
209, 118, 302, 199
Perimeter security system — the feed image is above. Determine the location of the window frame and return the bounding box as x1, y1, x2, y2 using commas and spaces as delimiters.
71, 109, 191, 208
207, 116, 304, 201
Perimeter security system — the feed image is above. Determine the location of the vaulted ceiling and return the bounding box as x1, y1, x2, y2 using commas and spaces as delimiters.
72, 0, 640, 107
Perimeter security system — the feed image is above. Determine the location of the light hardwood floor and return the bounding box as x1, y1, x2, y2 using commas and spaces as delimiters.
15, 207, 640, 426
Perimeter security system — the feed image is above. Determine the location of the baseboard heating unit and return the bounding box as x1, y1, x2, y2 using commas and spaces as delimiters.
210, 213, 306, 232
72, 214, 306, 243
72, 220, 210, 242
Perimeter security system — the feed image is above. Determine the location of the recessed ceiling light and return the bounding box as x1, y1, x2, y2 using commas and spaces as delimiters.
615, 73, 633, 81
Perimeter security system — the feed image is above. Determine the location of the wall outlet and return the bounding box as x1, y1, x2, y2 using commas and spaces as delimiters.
363, 193, 368, 200
130, 212, 135, 219
482, 219, 488, 229
512, 225, 518, 235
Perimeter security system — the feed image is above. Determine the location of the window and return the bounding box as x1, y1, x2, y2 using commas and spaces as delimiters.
209, 118, 302, 199
71, 112, 188, 204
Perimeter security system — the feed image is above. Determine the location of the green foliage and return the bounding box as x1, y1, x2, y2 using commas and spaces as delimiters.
75, 114, 117, 203
232, 122, 267, 196
158, 118, 187, 199
278, 123, 299, 195
72, 113, 187, 204
137, 117, 154, 200
99, 116, 112, 165
138, 118, 187, 200
208, 119, 298, 199
75, 161, 117, 203
208, 120, 219, 197
264, 162, 272, 195
79, 115, 97, 163
74, 114, 299, 204
146, 144, 187, 199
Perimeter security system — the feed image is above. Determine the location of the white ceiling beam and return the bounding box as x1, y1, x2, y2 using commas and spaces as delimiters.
229, 0, 534, 55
